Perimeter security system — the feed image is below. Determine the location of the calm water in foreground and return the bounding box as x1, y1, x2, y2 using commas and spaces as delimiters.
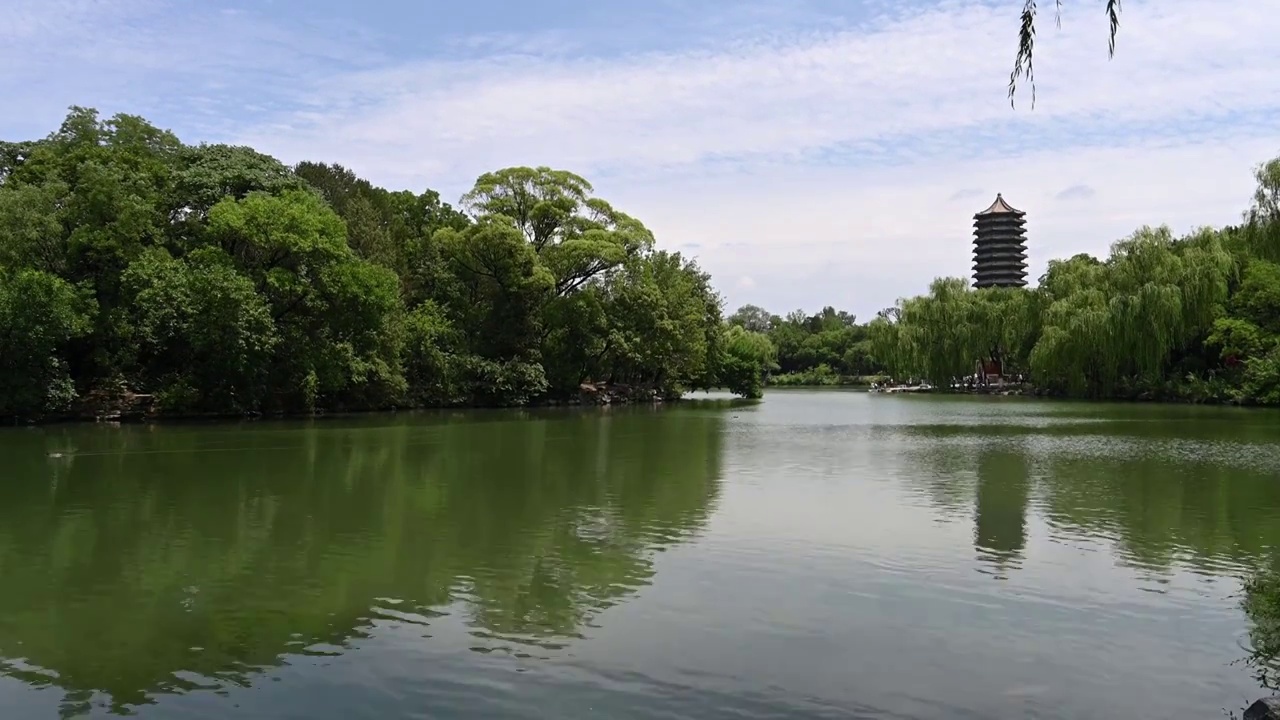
2, 391, 1280, 719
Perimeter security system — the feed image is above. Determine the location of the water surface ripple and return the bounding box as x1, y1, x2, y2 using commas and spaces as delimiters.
0, 391, 1277, 718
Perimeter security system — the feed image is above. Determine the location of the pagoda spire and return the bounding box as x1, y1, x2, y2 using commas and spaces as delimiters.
972, 194, 1028, 288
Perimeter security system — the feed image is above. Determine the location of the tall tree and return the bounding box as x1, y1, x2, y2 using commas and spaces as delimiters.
461, 167, 654, 296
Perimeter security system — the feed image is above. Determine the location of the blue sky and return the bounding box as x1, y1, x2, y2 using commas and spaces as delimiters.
4, 0, 1279, 319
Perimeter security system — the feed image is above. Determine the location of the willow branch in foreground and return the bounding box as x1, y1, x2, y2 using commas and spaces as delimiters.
1009, 0, 1122, 109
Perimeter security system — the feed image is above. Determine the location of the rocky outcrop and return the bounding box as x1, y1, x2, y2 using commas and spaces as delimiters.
576, 382, 669, 405
1246, 697, 1280, 720
66, 383, 154, 422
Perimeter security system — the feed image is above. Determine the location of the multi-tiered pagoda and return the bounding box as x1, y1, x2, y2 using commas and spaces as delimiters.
972, 194, 1028, 289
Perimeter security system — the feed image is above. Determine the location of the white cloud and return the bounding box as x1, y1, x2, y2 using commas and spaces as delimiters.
0, 0, 381, 139
4, 0, 1279, 318
235, 0, 1280, 181
225, 0, 1280, 316
618, 137, 1273, 316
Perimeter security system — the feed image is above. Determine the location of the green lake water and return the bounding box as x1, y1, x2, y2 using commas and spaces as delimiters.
2, 390, 1279, 719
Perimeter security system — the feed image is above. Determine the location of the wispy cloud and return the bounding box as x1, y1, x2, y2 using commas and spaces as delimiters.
950, 188, 985, 202
0, 0, 382, 138
2, 0, 1278, 317
1056, 184, 1097, 201
234, 0, 1280, 188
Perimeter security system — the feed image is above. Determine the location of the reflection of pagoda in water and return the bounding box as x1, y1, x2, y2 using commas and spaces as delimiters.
972, 194, 1028, 289
973, 450, 1030, 576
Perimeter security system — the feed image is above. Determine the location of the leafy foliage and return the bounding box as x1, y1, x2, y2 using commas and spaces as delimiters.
716, 325, 778, 398
1242, 569, 1280, 692
0, 269, 93, 417
0, 109, 768, 417
725, 305, 887, 386
0, 109, 766, 419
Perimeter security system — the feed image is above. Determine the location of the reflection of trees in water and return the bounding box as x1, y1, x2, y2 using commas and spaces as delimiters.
0, 406, 726, 715
888, 408, 1280, 706
1025, 406, 1280, 576
897, 415, 1280, 577
1036, 449, 1280, 575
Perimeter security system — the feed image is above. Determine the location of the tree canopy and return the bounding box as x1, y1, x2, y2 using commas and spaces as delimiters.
724, 305, 887, 387
0, 108, 775, 419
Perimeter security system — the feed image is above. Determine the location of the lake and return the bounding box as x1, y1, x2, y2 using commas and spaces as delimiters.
2, 390, 1279, 719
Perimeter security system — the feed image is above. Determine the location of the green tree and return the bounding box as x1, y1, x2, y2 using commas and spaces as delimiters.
0, 179, 69, 274
206, 189, 406, 411
171, 144, 304, 224
0, 109, 184, 384
727, 303, 773, 333
730, 305, 888, 383
0, 107, 760, 416
122, 247, 278, 411
541, 288, 610, 396
1233, 260, 1280, 335
0, 269, 94, 418
597, 251, 722, 398
716, 325, 777, 399
461, 167, 653, 296
434, 219, 554, 362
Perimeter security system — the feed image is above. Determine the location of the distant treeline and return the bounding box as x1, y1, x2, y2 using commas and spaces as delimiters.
725, 305, 889, 386
727, 155, 1280, 405
865, 156, 1280, 405
0, 108, 777, 420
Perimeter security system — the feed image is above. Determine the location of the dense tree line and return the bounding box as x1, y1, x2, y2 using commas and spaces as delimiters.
725, 305, 887, 385
868, 155, 1280, 406
0, 108, 775, 420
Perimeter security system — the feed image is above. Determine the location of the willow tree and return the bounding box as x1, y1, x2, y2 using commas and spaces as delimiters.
1109, 227, 1230, 377
1030, 254, 1119, 393
873, 278, 982, 385
1009, 0, 1123, 107
970, 286, 1042, 375
1029, 225, 1233, 395
1029, 284, 1116, 394
870, 278, 1040, 387
866, 315, 905, 379
1245, 158, 1280, 263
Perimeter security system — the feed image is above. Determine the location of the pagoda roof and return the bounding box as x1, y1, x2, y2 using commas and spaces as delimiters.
974, 193, 1024, 217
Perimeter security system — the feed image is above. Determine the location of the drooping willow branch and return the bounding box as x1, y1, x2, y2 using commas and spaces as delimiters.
1009, 0, 1123, 109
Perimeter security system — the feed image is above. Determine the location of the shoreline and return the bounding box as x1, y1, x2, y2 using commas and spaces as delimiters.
10, 383, 1270, 429
7, 385, 756, 428
767, 381, 1273, 409
863, 386, 1269, 409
